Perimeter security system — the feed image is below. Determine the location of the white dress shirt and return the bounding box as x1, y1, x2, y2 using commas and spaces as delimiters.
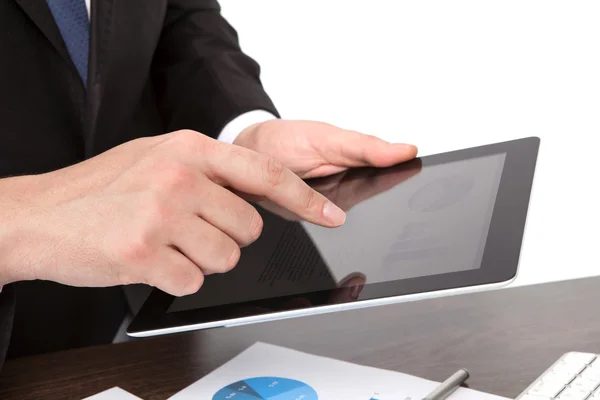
0, 3, 277, 294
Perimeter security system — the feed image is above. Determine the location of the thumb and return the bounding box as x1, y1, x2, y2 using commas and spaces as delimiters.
318, 128, 418, 168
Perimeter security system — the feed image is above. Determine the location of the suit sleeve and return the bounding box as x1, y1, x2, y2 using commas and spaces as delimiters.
151, 0, 280, 139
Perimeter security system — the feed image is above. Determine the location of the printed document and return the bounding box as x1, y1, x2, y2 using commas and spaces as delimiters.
167, 342, 509, 400
83, 387, 142, 400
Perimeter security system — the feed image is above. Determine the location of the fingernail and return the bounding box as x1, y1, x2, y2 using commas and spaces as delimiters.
392, 142, 413, 148
350, 285, 362, 300
395, 143, 418, 152
323, 202, 346, 225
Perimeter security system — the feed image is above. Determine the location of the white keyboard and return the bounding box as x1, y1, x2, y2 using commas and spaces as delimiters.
516, 352, 600, 400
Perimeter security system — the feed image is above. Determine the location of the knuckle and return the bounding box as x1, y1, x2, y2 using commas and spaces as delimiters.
171, 129, 219, 159
304, 187, 321, 211
227, 145, 246, 158
115, 268, 137, 286
138, 272, 152, 287
160, 162, 195, 192
168, 129, 214, 160
199, 140, 228, 176
246, 209, 264, 245
153, 261, 204, 297
210, 145, 244, 170
189, 274, 204, 293
116, 238, 155, 265
171, 129, 202, 147
144, 192, 172, 223
205, 231, 241, 274
175, 269, 204, 296
227, 245, 242, 271
262, 157, 285, 188
222, 243, 241, 273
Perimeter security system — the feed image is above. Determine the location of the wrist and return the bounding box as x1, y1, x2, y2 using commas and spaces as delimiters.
0, 175, 42, 284
232, 121, 262, 149
220, 110, 278, 145
233, 118, 283, 151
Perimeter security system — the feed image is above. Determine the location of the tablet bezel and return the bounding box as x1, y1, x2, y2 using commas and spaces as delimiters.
127, 137, 540, 337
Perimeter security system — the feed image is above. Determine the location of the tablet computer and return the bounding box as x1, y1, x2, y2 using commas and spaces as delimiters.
127, 136, 539, 337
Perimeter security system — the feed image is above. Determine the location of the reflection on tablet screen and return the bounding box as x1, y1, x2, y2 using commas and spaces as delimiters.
168, 153, 506, 313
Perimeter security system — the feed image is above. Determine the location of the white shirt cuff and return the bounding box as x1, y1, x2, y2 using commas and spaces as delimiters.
217, 110, 278, 144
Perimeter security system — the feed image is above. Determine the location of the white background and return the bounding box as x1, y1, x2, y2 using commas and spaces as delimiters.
219, 0, 599, 288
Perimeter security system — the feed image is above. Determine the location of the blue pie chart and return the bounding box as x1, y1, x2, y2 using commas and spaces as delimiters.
212, 377, 318, 400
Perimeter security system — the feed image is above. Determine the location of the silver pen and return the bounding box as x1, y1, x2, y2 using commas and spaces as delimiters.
422, 369, 470, 400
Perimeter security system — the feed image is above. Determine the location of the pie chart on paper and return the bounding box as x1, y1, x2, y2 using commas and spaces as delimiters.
212, 377, 318, 399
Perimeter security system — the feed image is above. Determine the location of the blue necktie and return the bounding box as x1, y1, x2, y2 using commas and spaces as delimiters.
46, 0, 90, 87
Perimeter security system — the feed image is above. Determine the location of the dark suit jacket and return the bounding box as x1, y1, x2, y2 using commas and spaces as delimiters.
0, 0, 279, 370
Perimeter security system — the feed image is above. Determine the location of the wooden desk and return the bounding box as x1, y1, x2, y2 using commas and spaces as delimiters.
1, 276, 599, 400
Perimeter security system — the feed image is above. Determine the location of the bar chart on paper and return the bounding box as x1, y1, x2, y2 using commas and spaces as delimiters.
212, 377, 318, 400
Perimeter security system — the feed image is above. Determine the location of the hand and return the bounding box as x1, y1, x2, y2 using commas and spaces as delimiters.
0, 130, 347, 296
253, 158, 423, 221
233, 119, 418, 179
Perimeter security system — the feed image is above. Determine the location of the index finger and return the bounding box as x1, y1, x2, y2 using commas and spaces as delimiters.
203, 143, 347, 227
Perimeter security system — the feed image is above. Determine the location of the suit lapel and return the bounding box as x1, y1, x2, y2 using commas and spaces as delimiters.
85, 0, 166, 157
85, 0, 115, 156
14, 0, 166, 158
13, 0, 75, 70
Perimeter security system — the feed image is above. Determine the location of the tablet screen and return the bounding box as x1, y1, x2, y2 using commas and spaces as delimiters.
168, 152, 506, 313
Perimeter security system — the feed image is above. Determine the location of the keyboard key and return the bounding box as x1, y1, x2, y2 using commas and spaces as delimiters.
570, 376, 600, 392
557, 393, 589, 400
528, 380, 567, 397
554, 361, 588, 374
544, 369, 580, 385
581, 368, 600, 382
558, 387, 592, 400
588, 361, 600, 373
520, 395, 553, 400
563, 353, 597, 366
549, 364, 586, 379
